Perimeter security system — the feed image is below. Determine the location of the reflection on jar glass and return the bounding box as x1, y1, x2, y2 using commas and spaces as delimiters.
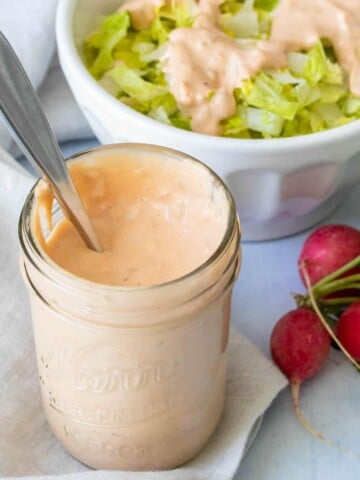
19, 144, 241, 471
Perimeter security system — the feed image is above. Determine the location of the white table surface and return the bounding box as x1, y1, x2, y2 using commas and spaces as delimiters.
234, 184, 360, 479
21, 140, 360, 479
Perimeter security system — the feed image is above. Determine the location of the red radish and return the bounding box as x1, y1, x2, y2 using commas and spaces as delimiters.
298, 225, 360, 286
337, 302, 360, 360
271, 307, 331, 384
270, 228, 360, 453
271, 307, 331, 440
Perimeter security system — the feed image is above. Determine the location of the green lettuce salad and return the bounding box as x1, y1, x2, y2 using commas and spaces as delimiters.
83, 0, 360, 139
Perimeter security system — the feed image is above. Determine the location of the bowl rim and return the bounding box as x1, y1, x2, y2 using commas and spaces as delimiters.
56, 0, 360, 154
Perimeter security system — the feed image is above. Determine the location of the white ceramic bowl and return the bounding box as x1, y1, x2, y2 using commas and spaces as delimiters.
56, 0, 360, 241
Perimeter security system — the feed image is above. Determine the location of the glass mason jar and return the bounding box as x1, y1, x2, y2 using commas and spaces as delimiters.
19, 144, 241, 471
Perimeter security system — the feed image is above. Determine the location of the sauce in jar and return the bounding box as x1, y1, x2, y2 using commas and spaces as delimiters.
35, 148, 229, 286
19, 145, 240, 471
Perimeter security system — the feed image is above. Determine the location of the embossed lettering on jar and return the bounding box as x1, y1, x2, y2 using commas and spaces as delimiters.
19, 144, 241, 471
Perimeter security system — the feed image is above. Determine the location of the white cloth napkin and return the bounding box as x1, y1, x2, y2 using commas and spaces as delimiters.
0, 0, 92, 153
0, 147, 288, 479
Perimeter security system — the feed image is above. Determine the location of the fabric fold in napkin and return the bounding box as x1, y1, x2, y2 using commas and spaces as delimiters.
0, 148, 287, 479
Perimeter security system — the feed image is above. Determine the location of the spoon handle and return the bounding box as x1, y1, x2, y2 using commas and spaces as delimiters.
0, 32, 103, 252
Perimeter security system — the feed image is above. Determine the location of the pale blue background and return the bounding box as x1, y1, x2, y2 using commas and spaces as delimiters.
21, 140, 360, 479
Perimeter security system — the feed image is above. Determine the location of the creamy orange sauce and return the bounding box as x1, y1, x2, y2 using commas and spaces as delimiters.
119, 0, 167, 29
271, 0, 360, 96
163, 0, 282, 134
34, 150, 228, 287
161, 0, 360, 134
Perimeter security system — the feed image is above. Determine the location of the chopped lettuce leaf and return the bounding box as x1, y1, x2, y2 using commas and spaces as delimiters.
258, 10, 272, 34
141, 42, 168, 63
148, 2, 193, 44
151, 92, 178, 114
157, 1, 194, 27
84, 12, 131, 79
148, 105, 172, 124
247, 107, 284, 136
267, 69, 305, 85
220, 0, 243, 15
169, 112, 191, 130
308, 112, 325, 133
119, 95, 150, 114
173, 2, 194, 27
243, 73, 298, 120
221, 6, 259, 38
324, 59, 344, 85
98, 75, 121, 97
131, 41, 155, 55
287, 52, 308, 77
303, 43, 327, 85
142, 64, 167, 85
254, 0, 279, 11
342, 96, 360, 115
303, 86, 322, 106
292, 82, 312, 104
220, 0, 277, 38
150, 16, 170, 44
334, 115, 357, 127
283, 109, 324, 136
313, 103, 343, 126
222, 107, 248, 136
106, 62, 167, 102
113, 50, 143, 69
318, 84, 346, 103
130, 29, 154, 46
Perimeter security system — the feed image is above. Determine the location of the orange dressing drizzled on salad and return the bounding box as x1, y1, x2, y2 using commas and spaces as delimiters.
119, 0, 360, 135
271, 0, 360, 96
161, 0, 360, 134
119, 0, 170, 30
163, 0, 283, 134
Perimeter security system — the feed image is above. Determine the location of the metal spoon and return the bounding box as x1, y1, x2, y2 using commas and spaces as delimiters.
0, 32, 103, 252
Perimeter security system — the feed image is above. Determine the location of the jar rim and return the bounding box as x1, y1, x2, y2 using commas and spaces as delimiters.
19, 143, 239, 294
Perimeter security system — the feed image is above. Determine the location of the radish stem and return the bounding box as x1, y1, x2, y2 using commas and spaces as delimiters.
300, 263, 360, 372
321, 297, 360, 306
294, 271, 360, 309
314, 276, 360, 296
311, 255, 360, 290
291, 381, 360, 458
291, 381, 326, 442
315, 283, 360, 297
